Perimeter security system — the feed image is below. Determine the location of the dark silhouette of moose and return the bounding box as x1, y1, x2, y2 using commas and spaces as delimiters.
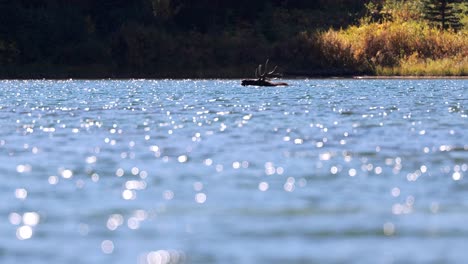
241, 59, 288, 86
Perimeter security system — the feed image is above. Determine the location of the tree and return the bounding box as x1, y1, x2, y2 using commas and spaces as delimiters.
423, 0, 463, 30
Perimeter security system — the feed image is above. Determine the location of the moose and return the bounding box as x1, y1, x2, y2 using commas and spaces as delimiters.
241, 59, 288, 87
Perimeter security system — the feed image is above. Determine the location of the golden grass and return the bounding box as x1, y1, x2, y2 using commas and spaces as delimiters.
377, 54, 468, 76
317, 19, 468, 76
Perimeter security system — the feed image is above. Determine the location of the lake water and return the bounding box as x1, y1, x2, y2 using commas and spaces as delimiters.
0, 79, 467, 263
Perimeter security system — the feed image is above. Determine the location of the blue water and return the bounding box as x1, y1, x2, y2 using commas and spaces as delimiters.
0, 79, 467, 263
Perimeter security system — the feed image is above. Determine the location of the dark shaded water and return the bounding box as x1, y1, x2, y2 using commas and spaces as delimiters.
0, 79, 467, 263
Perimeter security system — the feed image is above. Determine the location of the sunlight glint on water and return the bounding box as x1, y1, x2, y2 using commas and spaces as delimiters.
0, 79, 467, 263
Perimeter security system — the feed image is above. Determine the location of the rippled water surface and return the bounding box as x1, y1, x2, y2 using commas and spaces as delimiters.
0, 79, 467, 263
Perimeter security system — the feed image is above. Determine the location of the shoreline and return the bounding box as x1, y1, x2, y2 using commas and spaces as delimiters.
0, 75, 467, 81
354, 76, 468, 80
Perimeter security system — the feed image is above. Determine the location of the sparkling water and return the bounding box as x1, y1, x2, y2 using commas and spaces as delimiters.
0, 79, 467, 263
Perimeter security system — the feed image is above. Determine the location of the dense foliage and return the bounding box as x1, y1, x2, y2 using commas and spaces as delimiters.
423, 0, 464, 30
0, 0, 466, 78
0, 0, 368, 78
318, 0, 467, 76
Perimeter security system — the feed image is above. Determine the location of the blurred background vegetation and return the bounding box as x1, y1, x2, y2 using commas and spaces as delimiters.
0, 0, 466, 78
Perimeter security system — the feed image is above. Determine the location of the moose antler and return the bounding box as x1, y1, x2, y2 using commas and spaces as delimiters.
242, 59, 288, 86
255, 59, 282, 80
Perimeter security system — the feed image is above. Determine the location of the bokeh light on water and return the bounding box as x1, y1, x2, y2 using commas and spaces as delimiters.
0, 79, 467, 263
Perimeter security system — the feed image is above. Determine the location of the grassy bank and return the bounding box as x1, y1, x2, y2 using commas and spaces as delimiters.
377, 55, 468, 76
316, 1, 468, 76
